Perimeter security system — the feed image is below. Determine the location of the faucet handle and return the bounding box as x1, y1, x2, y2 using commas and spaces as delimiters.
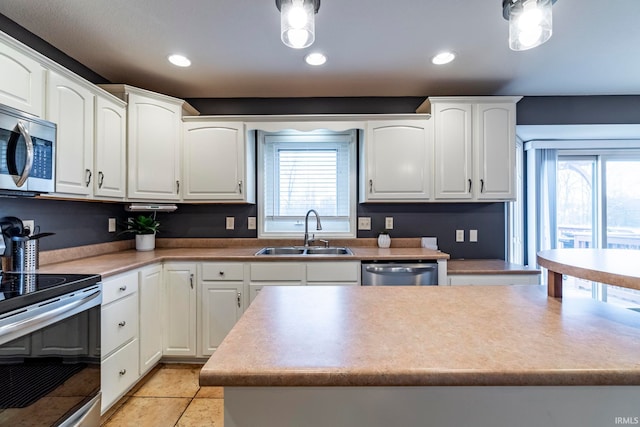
319, 239, 330, 248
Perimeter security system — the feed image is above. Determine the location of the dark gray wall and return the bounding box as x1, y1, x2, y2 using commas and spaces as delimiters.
517, 96, 640, 125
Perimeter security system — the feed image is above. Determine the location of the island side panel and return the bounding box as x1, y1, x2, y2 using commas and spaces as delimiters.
548, 269, 563, 298
224, 386, 640, 427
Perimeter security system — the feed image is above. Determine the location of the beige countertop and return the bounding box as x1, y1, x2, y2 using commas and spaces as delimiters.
200, 285, 640, 387
447, 259, 540, 275
37, 246, 449, 278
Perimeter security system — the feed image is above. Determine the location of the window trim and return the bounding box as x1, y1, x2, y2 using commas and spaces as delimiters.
257, 129, 357, 239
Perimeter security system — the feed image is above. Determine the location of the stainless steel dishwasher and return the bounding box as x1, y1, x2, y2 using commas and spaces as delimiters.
361, 261, 439, 286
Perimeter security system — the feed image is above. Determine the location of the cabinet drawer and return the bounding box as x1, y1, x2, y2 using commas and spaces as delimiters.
250, 263, 305, 281
101, 293, 138, 357
102, 271, 138, 305
307, 262, 360, 282
101, 338, 139, 413
201, 263, 244, 281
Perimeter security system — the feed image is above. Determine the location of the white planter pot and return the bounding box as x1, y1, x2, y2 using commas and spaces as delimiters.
135, 234, 156, 251
377, 233, 391, 248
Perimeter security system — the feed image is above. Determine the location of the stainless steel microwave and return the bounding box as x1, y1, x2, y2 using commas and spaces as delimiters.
0, 103, 56, 196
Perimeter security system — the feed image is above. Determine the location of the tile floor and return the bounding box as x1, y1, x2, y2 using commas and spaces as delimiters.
100, 364, 224, 427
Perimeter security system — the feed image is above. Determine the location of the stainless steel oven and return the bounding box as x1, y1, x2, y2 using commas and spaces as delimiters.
0, 273, 101, 427
0, 103, 56, 197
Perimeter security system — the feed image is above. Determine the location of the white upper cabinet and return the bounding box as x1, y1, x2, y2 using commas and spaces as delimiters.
360, 119, 432, 202
182, 120, 255, 202
94, 94, 127, 199
429, 97, 521, 202
100, 85, 196, 201
0, 37, 45, 117
46, 70, 95, 196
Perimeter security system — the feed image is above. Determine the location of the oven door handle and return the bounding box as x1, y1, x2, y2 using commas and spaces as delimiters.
0, 289, 101, 342
364, 265, 437, 275
13, 121, 35, 187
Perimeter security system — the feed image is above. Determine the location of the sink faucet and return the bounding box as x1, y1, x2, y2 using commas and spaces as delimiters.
303, 209, 322, 247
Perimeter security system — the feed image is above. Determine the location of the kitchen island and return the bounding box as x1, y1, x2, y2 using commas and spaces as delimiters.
200, 285, 640, 427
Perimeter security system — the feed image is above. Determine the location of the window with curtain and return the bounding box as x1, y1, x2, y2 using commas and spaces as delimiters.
258, 130, 357, 238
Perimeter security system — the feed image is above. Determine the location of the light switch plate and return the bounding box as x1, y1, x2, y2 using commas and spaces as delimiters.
23, 220, 34, 235
247, 217, 257, 230
226, 217, 235, 230
385, 217, 394, 230
470, 229, 478, 242
456, 229, 464, 242
108, 218, 116, 233
358, 217, 371, 230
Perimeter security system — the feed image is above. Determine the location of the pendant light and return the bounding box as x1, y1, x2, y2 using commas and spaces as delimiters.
275, 0, 321, 49
502, 0, 557, 51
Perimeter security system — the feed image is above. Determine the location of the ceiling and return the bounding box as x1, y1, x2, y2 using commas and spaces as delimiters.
1, 0, 639, 99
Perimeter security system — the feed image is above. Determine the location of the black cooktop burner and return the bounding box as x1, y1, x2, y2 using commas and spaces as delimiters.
0, 272, 101, 315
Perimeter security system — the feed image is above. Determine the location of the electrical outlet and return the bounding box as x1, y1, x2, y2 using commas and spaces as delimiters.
23, 220, 34, 235
108, 218, 116, 233
358, 217, 371, 230
385, 217, 394, 230
456, 229, 464, 242
247, 216, 257, 230
226, 217, 235, 230
470, 229, 478, 242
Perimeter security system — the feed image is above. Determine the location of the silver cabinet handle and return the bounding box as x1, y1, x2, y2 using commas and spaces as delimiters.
119, 369, 127, 376
176, 180, 180, 194
189, 273, 194, 289
119, 285, 127, 292
238, 180, 243, 194
468, 179, 472, 193
237, 292, 241, 308
14, 121, 34, 187
98, 171, 104, 188
369, 179, 373, 193
85, 169, 92, 187
219, 271, 225, 276
480, 179, 485, 193
118, 321, 126, 327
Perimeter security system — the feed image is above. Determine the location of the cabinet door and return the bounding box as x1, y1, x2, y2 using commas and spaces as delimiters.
128, 93, 182, 200
0, 41, 45, 117
433, 103, 473, 200
183, 122, 246, 201
46, 71, 95, 196
474, 103, 516, 200
139, 264, 163, 374
199, 281, 243, 357
95, 94, 126, 198
162, 263, 196, 356
363, 120, 431, 201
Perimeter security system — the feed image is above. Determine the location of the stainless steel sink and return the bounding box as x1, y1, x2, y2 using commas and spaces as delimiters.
305, 247, 353, 255
255, 246, 353, 256
255, 247, 306, 255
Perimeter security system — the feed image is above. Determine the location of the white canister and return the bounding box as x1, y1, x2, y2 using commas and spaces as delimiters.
135, 234, 156, 251
377, 233, 391, 248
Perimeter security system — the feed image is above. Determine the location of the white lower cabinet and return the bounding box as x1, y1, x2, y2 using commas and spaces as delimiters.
249, 262, 305, 305
448, 273, 540, 286
199, 263, 245, 357
100, 271, 139, 413
163, 263, 197, 357
306, 262, 360, 286
139, 264, 163, 375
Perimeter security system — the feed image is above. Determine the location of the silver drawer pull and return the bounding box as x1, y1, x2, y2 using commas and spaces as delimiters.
119, 369, 127, 376
118, 321, 126, 327
219, 271, 225, 276
119, 285, 127, 291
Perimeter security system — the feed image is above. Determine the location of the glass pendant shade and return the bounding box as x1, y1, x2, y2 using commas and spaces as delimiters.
280, 0, 316, 49
505, 0, 553, 51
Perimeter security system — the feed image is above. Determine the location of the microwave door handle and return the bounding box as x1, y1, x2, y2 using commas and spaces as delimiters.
14, 122, 34, 187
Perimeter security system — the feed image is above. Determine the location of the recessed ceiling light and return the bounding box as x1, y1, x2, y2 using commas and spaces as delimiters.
431, 51, 456, 65
168, 54, 191, 67
305, 52, 327, 66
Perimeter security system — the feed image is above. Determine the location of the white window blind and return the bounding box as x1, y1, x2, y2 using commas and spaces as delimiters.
259, 130, 356, 238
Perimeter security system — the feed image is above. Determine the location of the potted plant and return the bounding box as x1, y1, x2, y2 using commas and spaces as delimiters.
377, 230, 391, 248
119, 214, 160, 251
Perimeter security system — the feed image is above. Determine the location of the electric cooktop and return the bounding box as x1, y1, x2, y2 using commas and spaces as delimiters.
0, 272, 101, 315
